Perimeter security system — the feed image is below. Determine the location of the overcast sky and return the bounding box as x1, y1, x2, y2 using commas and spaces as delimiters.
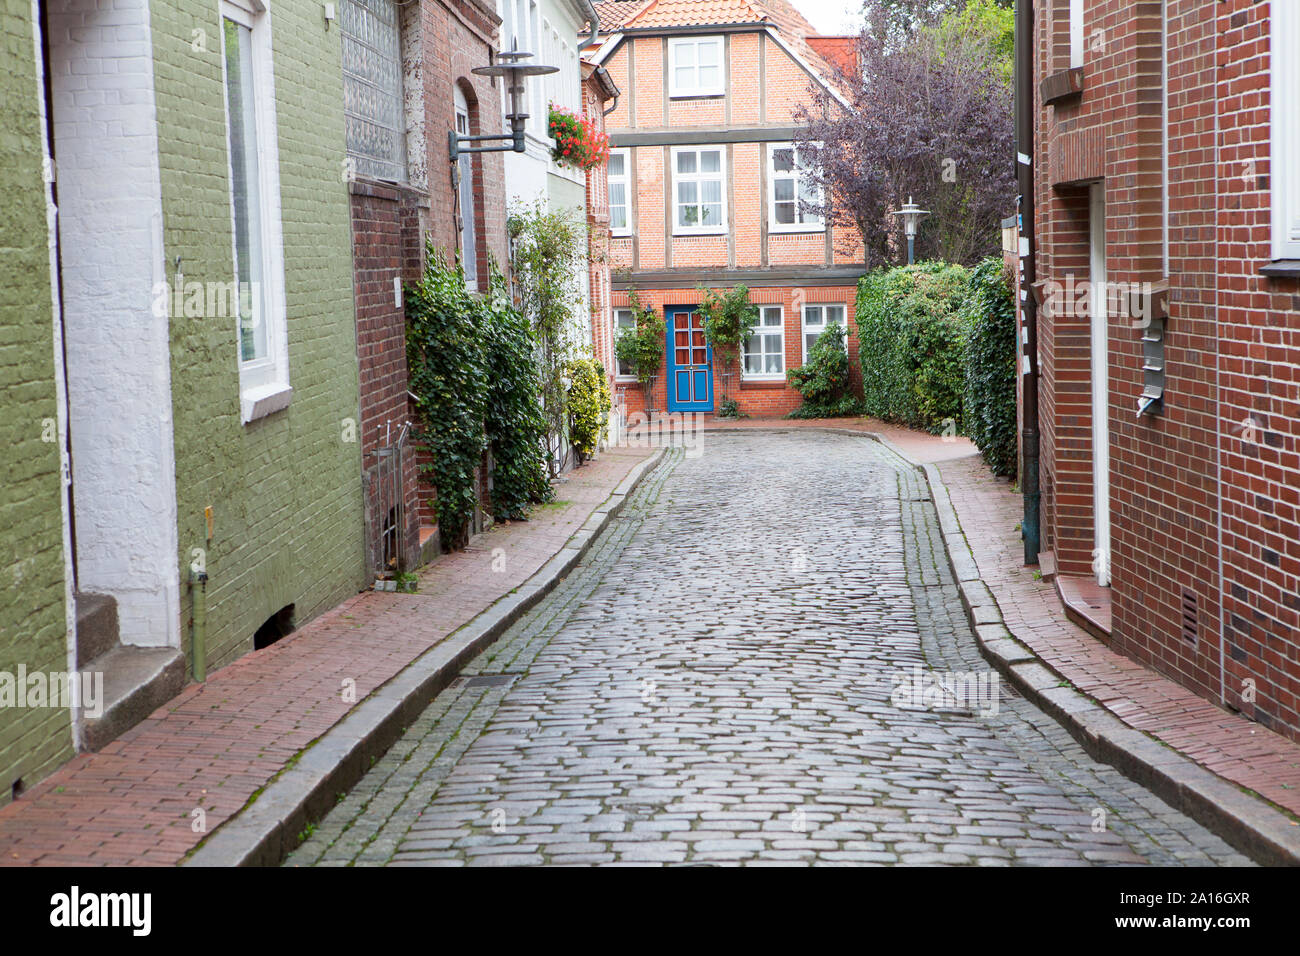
791, 0, 865, 34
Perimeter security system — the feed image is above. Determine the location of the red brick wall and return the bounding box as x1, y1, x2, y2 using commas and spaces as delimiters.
1032, 0, 1300, 739
611, 285, 859, 418
349, 0, 506, 546
350, 181, 424, 573
600, 25, 866, 417
1215, 0, 1300, 735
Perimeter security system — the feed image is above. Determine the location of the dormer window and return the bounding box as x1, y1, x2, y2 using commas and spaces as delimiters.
668, 36, 723, 98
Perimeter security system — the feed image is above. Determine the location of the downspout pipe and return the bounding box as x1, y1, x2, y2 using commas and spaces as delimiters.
1015, 0, 1041, 565
190, 570, 207, 682
577, 0, 599, 49
597, 65, 620, 116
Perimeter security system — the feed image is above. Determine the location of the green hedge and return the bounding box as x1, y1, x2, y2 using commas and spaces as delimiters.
962, 257, 1018, 478
856, 262, 970, 433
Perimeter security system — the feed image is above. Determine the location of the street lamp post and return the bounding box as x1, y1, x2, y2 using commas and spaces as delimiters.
892, 196, 930, 265
448, 49, 558, 160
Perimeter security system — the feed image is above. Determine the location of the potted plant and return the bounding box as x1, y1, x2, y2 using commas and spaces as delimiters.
697, 284, 757, 414
548, 104, 610, 171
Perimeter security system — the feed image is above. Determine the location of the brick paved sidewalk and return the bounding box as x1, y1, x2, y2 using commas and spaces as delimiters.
0, 446, 652, 866
698, 416, 1300, 822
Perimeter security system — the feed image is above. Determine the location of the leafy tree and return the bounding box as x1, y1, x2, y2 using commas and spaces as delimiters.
795, 0, 1015, 267
933, 0, 1015, 85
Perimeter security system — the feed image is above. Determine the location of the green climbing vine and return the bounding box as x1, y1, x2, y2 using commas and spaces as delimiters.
697, 284, 757, 402
508, 202, 585, 475
405, 243, 488, 551
407, 247, 552, 549
483, 267, 553, 519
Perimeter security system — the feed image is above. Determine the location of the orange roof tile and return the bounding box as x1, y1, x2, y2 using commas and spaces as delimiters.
625, 0, 767, 29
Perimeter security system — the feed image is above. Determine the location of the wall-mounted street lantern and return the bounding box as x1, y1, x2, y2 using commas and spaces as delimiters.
892, 196, 930, 265
448, 49, 558, 161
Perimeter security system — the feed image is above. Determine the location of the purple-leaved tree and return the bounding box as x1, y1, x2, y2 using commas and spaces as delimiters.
795, 0, 1015, 267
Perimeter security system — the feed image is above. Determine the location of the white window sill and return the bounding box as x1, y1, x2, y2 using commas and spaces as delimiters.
770, 224, 826, 235
611, 230, 632, 239
742, 374, 786, 383
615, 375, 639, 383
669, 91, 724, 100
673, 229, 727, 238
241, 382, 293, 424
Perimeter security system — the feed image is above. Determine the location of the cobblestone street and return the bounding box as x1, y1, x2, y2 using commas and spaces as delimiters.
288, 431, 1251, 867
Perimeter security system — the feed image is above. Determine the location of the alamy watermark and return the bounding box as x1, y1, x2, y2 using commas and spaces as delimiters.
1039, 276, 1163, 329
618, 411, 705, 458
0, 666, 104, 719
890, 664, 1000, 717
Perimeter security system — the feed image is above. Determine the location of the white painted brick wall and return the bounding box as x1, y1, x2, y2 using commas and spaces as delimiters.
48, 0, 180, 648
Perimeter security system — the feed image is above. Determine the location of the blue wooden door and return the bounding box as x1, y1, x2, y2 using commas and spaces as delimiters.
665, 306, 713, 413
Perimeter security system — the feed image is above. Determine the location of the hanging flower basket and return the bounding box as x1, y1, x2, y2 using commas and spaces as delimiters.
548, 104, 610, 171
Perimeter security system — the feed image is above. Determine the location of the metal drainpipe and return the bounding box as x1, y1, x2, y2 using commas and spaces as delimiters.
1015, 0, 1041, 565
597, 65, 620, 116
577, 0, 599, 49
190, 570, 208, 682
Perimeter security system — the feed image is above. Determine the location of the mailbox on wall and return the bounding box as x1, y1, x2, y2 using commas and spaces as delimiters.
1131, 279, 1169, 418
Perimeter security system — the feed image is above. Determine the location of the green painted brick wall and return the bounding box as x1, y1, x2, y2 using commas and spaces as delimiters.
151, 0, 364, 670
0, 1, 74, 801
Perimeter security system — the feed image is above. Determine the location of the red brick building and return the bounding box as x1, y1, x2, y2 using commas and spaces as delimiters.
340, 0, 509, 573
589, 0, 862, 418
1024, 0, 1300, 739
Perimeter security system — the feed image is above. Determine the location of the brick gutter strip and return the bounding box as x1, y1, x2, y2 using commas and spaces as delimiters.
918, 460, 1300, 867
184, 448, 666, 867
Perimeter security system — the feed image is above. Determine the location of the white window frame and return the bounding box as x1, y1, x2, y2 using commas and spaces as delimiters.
768, 142, 824, 233
220, 0, 291, 424
741, 305, 786, 381
608, 148, 631, 237
1069, 0, 1084, 69
454, 85, 480, 290
613, 308, 638, 380
1272, 1, 1300, 260
671, 146, 727, 235
668, 36, 724, 98
801, 303, 846, 364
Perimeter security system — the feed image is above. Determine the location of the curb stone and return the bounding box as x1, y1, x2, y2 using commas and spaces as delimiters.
915, 459, 1300, 867
183, 447, 666, 868
689, 423, 1300, 864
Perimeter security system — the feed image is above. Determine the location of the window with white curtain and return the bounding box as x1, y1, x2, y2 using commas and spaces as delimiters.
669, 36, 723, 97
742, 306, 785, 379
801, 304, 846, 363
673, 147, 725, 233
614, 308, 637, 378
608, 149, 630, 235
769, 143, 823, 231
1069, 0, 1084, 68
